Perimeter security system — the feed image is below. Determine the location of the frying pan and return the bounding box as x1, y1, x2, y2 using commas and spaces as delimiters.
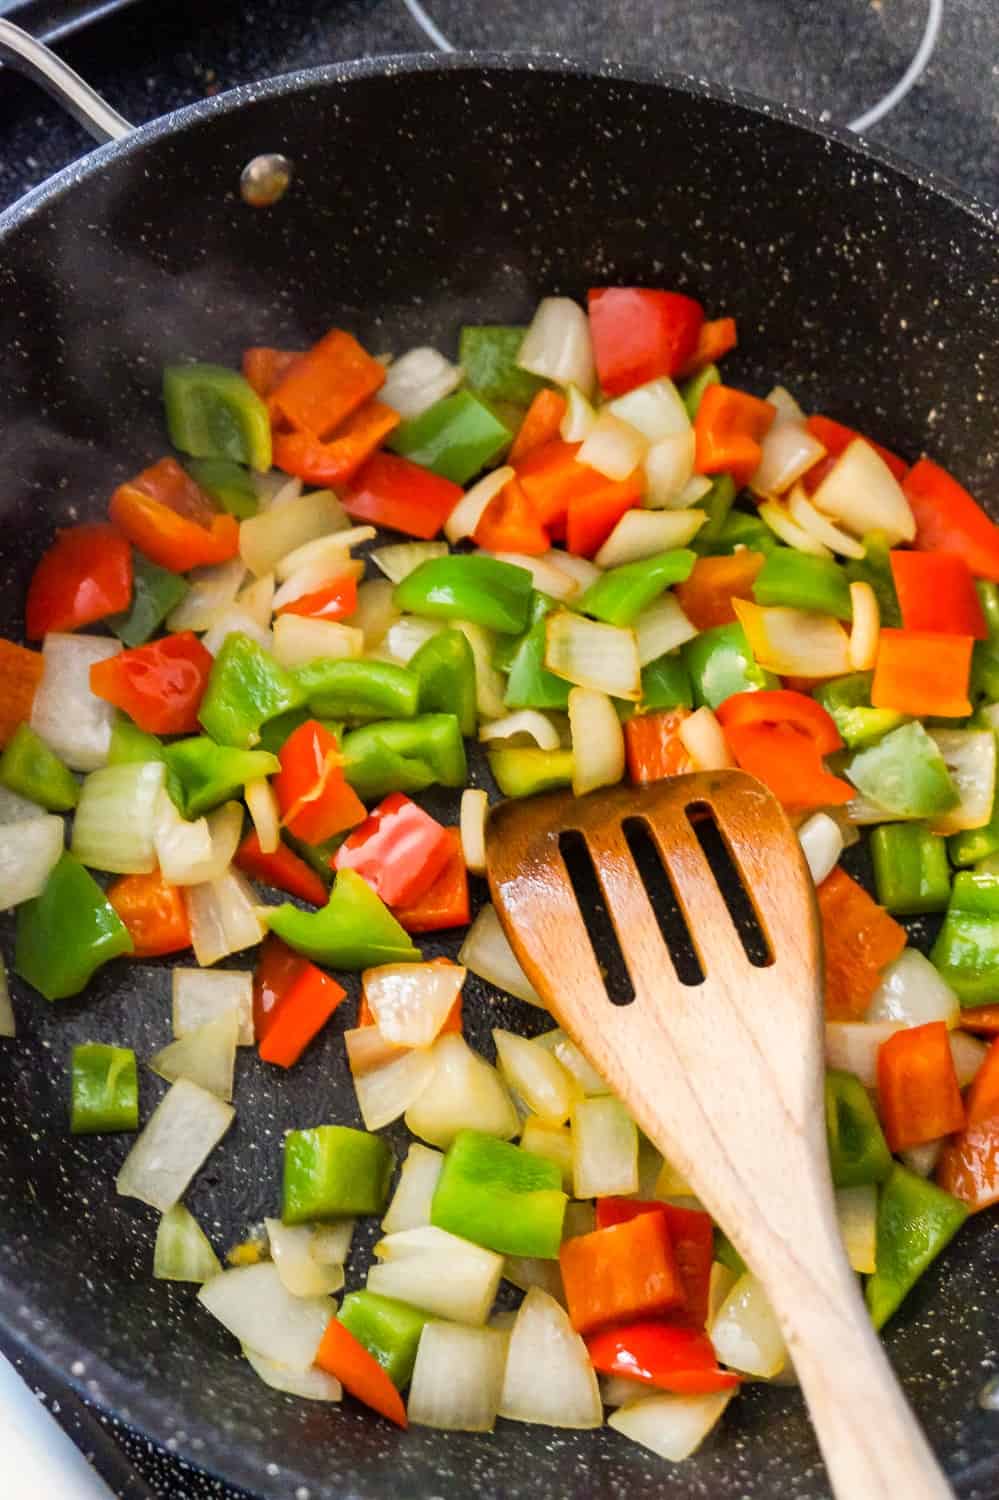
0, 35, 998, 1500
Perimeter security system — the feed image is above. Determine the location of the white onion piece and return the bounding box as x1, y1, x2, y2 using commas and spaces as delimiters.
384, 615, 444, 664
264, 1219, 345, 1298
154, 1203, 222, 1283
572, 1096, 638, 1198
345, 1023, 408, 1077
499, 1287, 602, 1428
679, 706, 734, 772
380, 346, 463, 419
494, 1028, 577, 1124
71, 760, 165, 875
811, 439, 915, 544
198, 1262, 333, 1371
460, 788, 488, 876
252, 470, 298, 506
201, 607, 274, 657
184, 869, 265, 967
150, 1008, 238, 1101
117, 1078, 234, 1212
600, 1373, 650, 1408
825, 1021, 904, 1088
245, 778, 280, 855
928, 729, 997, 836
382, 1143, 444, 1234
609, 376, 691, 442
0, 785, 46, 824
609, 1390, 734, 1460
405, 1033, 519, 1149
836, 1185, 877, 1274
710, 1271, 786, 1378
844, 788, 905, 827
311, 1219, 356, 1265
787, 485, 866, 559
166, 558, 245, 632
766, 385, 807, 424
157, 797, 243, 887
244, 1347, 342, 1402
504, 1256, 565, 1301
453, 620, 507, 720
518, 1124, 572, 1196
950, 1030, 988, 1088
239, 489, 347, 575
594, 507, 705, 569
369, 1226, 504, 1325
409, 1321, 508, 1431
172, 967, 254, 1045
364, 963, 466, 1047
517, 297, 595, 394
732, 598, 851, 677
559, 384, 597, 442
352, 579, 398, 647
480, 711, 561, 751
643, 430, 698, 508
867, 949, 959, 1028
0, 957, 14, 1037
0, 816, 64, 910
545, 613, 641, 700
235, 572, 275, 630
535, 1029, 608, 1095
757, 500, 832, 557
458, 904, 543, 1007
750, 421, 826, 498
900, 1139, 944, 1178
848, 580, 880, 671
276, 526, 374, 576
797, 812, 845, 886
483, 551, 580, 602
30, 633, 120, 772
707, 1263, 739, 1329
272, 615, 363, 669
355, 1046, 438, 1132
634, 595, 698, 665
444, 467, 514, 545
371, 541, 449, 584
568, 687, 625, 795
578, 410, 647, 481
548, 550, 602, 592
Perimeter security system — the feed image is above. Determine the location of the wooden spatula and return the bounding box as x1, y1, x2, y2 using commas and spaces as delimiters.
486, 769, 953, 1500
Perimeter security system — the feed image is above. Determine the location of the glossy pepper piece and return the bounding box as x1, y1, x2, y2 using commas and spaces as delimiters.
675, 548, 763, 630
971, 580, 999, 701
293, 658, 419, 723
277, 573, 359, 623
273, 720, 366, 845
930, 871, 999, 1007
108, 717, 165, 766
268, 328, 386, 440
588, 287, 704, 395
865, 1165, 968, 1329
25, 523, 132, 640
235, 831, 329, 907
90, 632, 214, 736
937, 1037, 999, 1212
107, 870, 191, 958
594, 1198, 714, 1329
813, 672, 905, 751
198, 633, 306, 750
342, 451, 463, 540
577, 549, 697, 628
623, 710, 693, 785
948, 786, 999, 868
106, 552, 189, 648
163, 738, 279, 819
508, 389, 567, 465
560, 1212, 685, 1336
338, 1290, 432, 1391
185, 458, 259, 519
394, 555, 533, 634
164, 363, 271, 470
824, 1069, 892, 1188
70, 1043, 138, 1134
430, 1129, 567, 1259
752, 548, 853, 621
272, 401, 400, 488
333, 792, 452, 909
408, 629, 478, 737
844, 721, 958, 818
683, 622, 778, 710
109, 458, 239, 573
267, 868, 421, 969
283, 1123, 394, 1223
679, 362, 721, 421
488, 746, 575, 798
889, 550, 986, 638
871, 629, 974, 719
641, 654, 693, 713
314, 1318, 408, 1428
15, 853, 134, 1001
697, 510, 779, 558
694, 472, 738, 546
242, 346, 304, 398
694, 385, 777, 489
392, 828, 470, 933
503, 593, 572, 711
870, 823, 952, 915
817, 868, 907, 1021
388, 390, 513, 486
566, 471, 644, 559
341, 715, 467, 801
586, 1322, 739, 1396
878, 1021, 965, 1153
0, 724, 79, 812
253, 939, 346, 1069
474, 476, 549, 556
459, 325, 545, 406
723, 719, 853, 811
0, 639, 43, 748
903, 457, 999, 583
678, 317, 737, 378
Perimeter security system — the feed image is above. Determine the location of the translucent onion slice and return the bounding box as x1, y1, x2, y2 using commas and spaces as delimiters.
578, 410, 648, 481
560, 384, 597, 442
483, 551, 580, 602
382, 1143, 444, 1234
517, 297, 595, 394
757, 500, 831, 557
276, 527, 376, 583
458, 904, 543, 1007
568, 687, 625, 795
836, 1185, 877, 1274
184, 869, 265, 967
900, 1139, 944, 1178
601, 1373, 652, 1409
519, 1118, 573, 1189
572, 1096, 638, 1198
459, 788, 488, 876
0, 815, 64, 910
172, 967, 254, 1045
265, 1218, 345, 1298
0, 786, 47, 824
235, 572, 276, 630
504, 1255, 565, 1302
749, 421, 826, 498
548, 551, 602, 593
643, 430, 697, 509
493, 1028, 578, 1124
499, 1287, 602, 1428
707, 1262, 739, 1330
928, 729, 997, 835
271, 615, 364, 669
253, 470, 299, 507
950, 1030, 987, 1088
344, 1024, 408, 1077
71, 760, 166, 875
244, 1347, 342, 1402
408, 1322, 508, 1431
867, 949, 959, 1028
166, 558, 246, 632
710, 1271, 787, 1378
363, 962, 466, 1047
453, 620, 507, 721
545, 613, 641, 700
535, 1028, 608, 1095
404, 1033, 519, 1149
369, 1226, 505, 1325
154, 1204, 222, 1283
155, 794, 242, 886
352, 579, 399, 647
30, 633, 120, 772
765, 385, 806, 424
201, 607, 274, 657
787, 485, 866, 559
797, 811, 844, 886
848, 580, 880, 670
0, 957, 14, 1037
239, 489, 347, 576
150, 1008, 239, 1101
594, 507, 705, 568
609, 1390, 734, 1460
444, 467, 514, 545
384, 615, 444, 664
480, 711, 562, 751
311, 1219, 356, 1265
608, 377, 690, 442
634, 595, 698, 665
371, 541, 449, 584
117, 1078, 234, 1212
825, 1021, 904, 1088
197, 1262, 334, 1371
354, 1046, 437, 1132
732, 597, 851, 677
811, 439, 915, 544
678, 706, 734, 772
380, 346, 463, 419
245, 778, 280, 854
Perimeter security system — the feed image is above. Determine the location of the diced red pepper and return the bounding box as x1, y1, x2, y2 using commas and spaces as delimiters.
594, 1198, 714, 1329
586, 1321, 740, 1395
25, 523, 132, 640
275, 572, 359, 622
803, 416, 908, 486
342, 451, 463, 540
392, 828, 470, 933
559, 1213, 685, 1336
889, 551, 986, 638
937, 1037, 999, 1213
333, 792, 452, 910
674, 552, 766, 631
677, 316, 738, 379
715, 689, 841, 754
694, 385, 777, 489
107, 871, 191, 958
903, 457, 999, 582
721, 720, 853, 812
272, 401, 400, 488
253, 934, 308, 1040
273, 720, 366, 845
508, 388, 568, 465
871, 629, 973, 719
588, 288, 705, 396
474, 477, 549, 556
624, 709, 694, 785
0, 639, 43, 747
235, 829, 330, 907
877, 1021, 965, 1153
268, 328, 386, 439
817, 867, 907, 1021
89, 631, 213, 735
242, 347, 305, 399
566, 470, 644, 559
252, 935, 346, 1068
110, 459, 239, 573
515, 439, 587, 530
314, 1318, 408, 1427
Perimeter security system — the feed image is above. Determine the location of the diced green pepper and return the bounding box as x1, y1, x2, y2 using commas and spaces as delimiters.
578, 549, 697, 628
870, 823, 952, 915
825, 1070, 892, 1189
459, 325, 544, 407
198, 632, 306, 749
256, 706, 313, 757
503, 594, 571, 711
70, 1042, 138, 1134
163, 362, 272, 471
282, 1124, 394, 1224
15, 853, 133, 1001
814, 673, 906, 750
971, 582, 999, 702
683, 622, 779, 710
844, 532, 902, 629
930, 870, 999, 1007
267, 868, 420, 969
696, 509, 779, 557
865, 1166, 968, 1330
294, 658, 419, 723
714, 1232, 747, 1276
388, 390, 513, 485
844, 721, 958, 818
164, 737, 279, 818
108, 716, 166, 767
680, 363, 720, 421
431, 1129, 567, 1259
186, 457, 259, 519
394, 555, 532, 634
0, 724, 78, 812
489, 746, 574, 798
107, 552, 189, 648
338, 1290, 432, 1389
697, 473, 737, 544
949, 790, 999, 867
341, 715, 466, 801
752, 548, 853, 621
641, 653, 693, 712
409, 629, 477, 737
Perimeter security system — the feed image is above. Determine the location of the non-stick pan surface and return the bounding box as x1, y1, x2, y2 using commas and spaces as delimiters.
0, 54, 998, 1500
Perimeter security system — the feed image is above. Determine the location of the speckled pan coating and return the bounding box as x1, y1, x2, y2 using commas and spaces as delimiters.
0, 52, 997, 1500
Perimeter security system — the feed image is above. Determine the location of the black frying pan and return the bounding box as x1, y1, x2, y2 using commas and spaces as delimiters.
0, 48, 998, 1500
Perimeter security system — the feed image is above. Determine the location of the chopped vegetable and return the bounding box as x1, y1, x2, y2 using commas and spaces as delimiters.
117, 1077, 233, 1211
111, 461, 239, 573
267, 869, 420, 969
25, 523, 132, 639
817, 867, 907, 1021
108, 553, 190, 647
709, 1272, 786, 1378
314, 1318, 408, 1427
588, 288, 703, 395
825, 1069, 892, 1187
108, 870, 191, 957
30, 632, 122, 773
430, 1130, 567, 1258
408, 1320, 508, 1432
199, 1261, 333, 1372
405, 1033, 519, 1149
15, 852, 132, 1000
283, 1124, 393, 1224
865, 1165, 968, 1329
333, 792, 451, 908
164, 363, 271, 470
878, 1021, 965, 1153
587, 1322, 738, 1395
70, 1043, 139, 1134
871, 629, 973, 719
0, 723, 79, 813
154, 1203, 222, 1283
903, 456, 999, 581
150, 1008, 238, 1101
560, 1212, 683, 1335
870, 823, 951, 914
498, 1286, 602, 1428
930, 871, 999, 1007
937, 1038, 999, 1212
338, 1289, 432, 1390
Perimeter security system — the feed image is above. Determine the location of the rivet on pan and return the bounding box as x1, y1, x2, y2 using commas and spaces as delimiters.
240, 153, 293, 207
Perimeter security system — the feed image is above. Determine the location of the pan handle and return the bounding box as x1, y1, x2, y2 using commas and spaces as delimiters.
0, 18, 131, 144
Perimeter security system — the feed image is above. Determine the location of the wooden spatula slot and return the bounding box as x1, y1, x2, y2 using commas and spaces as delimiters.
685, 802, 773, 969
620, 816, 704, 986
557, 829, 636, 1006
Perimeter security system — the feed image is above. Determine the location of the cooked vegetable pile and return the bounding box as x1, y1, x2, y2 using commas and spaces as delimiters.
2, 286, 999, 1463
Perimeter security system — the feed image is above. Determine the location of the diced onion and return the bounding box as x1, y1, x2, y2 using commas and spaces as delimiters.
499, 1286, 602, 1428
545, 612, 641, 700
355, 1046, 439, 1132
494, 1028, 578, 1124
405, 1032, 519, 1149
519, 1118, 573, 1188
732, 597, 851, 677
184, 869, 265, 966
559, 384, 597, 442
749, 422, 826, 498
950, 1030, 987, 1088
370, 1225, 504, 1325
517, 298, 595, 395
239, 489, 347, 576
0, 815, 64, 910
345, 1023, 409, 1076
380, 346, 463, 419
117, 1078, 234, 1212
836, 1185, 877, 1274
382, 1143, 444, 1234
766, 386, 806, 424
265, 1218, 345, 1298
166, 558, 246, 632
710, 1271, 786, 1378
352, 579, 398, 647
678, 706, 734, 772
608, 377, 691, 442
707, 1262, 739, 1329
548, 551, 602, 592
483, 550, 580, 602
825, 1021, 904, 1088
253, 470, 300, 507
156, 796, 243, 887
928, 729, 997, 836
244, 778, 280, 855
848, 580, 880, 671
384, 615, 444, 664
154, 1203, 222, 1283
578, 409, 648, 481
609, 1390, 734, 1460
201, 607, 274, 657
150, 1008, 239, 1101
30, 633, 120, 772
0, 957, 14, 1037
311, 1219, 356, 1265
643, 430, 698, 508
172, 967, 254, 1045
867, 949, 959, 1028
797, 811, 845, 885
811, 439, 915, 544
900, 1140, 944, 1178
444, 467, 514, 544
454, 620, 507, 721
571, 1096, 638, 1198
71, 760, 166, 875
271, 615, 364, 669
244, 1347, 342, 1402
235, 572, 276, 630
594, 507, 705, 569
535, 1029, 608, 1095
372, 541, 449, 584
757, 500, 831, 557
364, 963, 466, 1047
409, 1321, 508, 1432
277, 527, 375, 582
676, 474, 713, 508
634, 596, 698, 666
459, 904, 543, 1007
787, 485, 866, 559
502, 1263, 563, 1305
480, 711, 562, 751
568, 687, 625, 795
0, 786, 47, 824
197, 1262, 334, 1371
460, 788, 488, 875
